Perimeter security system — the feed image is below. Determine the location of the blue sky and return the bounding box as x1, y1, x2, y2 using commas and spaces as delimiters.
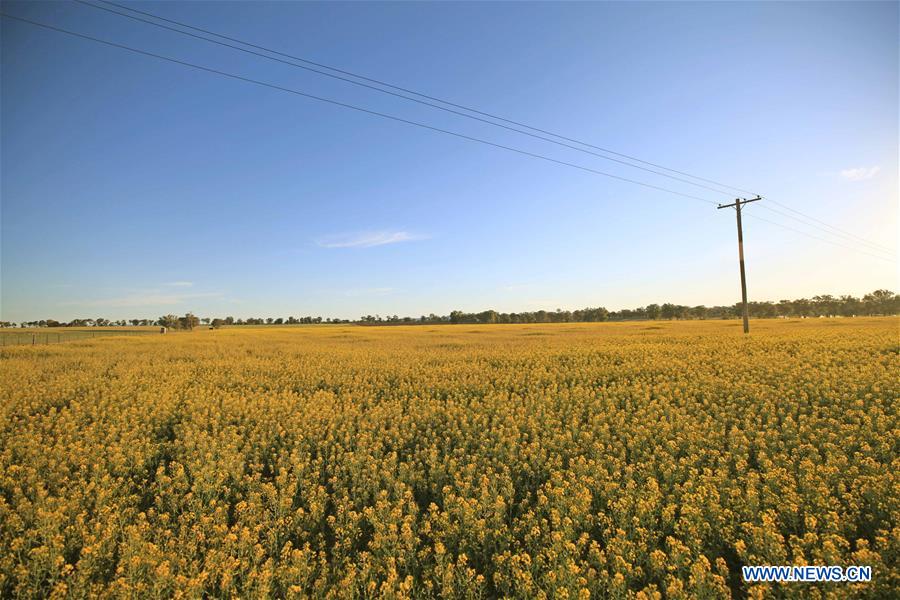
2, 1, 897, 321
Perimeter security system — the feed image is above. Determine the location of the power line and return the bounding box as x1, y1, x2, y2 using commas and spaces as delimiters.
754, 203, 894, 256
0, 12, 720, 207
75, 0, 738, 198
765, 197, 894, 253
88, 0, 891, 259
743, 211, 896, 263
102, 0, 757, 195
92, 0, 753, 196
6, 10, 894, 265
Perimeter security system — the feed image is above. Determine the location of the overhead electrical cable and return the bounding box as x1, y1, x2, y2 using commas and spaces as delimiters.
86, 0, 892, 258
95, 0, 757, 195
0, 12, 720, 207
754, 204, 894, 256
765, 198, 894, 253
743, 212, 896, 263
4, 10, 893, 264
75, 0, 738, 198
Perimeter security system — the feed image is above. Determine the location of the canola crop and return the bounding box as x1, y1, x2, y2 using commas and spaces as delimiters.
0, 318, 897, 599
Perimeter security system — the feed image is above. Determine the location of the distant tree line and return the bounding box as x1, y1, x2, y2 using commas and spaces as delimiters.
2, 313, 352, 329
2, 289, 896, 329
357, 289, 898, 325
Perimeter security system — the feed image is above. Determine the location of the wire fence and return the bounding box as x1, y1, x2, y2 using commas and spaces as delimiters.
0, 329, 158, 347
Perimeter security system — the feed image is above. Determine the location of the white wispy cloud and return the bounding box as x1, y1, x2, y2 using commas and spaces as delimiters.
840, 166, 880, 181
61, 291, 221, 308
164, 281, 194, 287
316, 230, 427, 249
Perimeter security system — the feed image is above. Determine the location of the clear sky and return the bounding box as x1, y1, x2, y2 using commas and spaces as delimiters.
2, 1, 897, 322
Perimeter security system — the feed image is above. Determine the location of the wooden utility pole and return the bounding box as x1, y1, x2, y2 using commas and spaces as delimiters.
718, 195, 761, 334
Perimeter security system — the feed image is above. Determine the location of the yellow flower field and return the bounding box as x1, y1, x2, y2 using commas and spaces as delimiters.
0, 318, 897, 598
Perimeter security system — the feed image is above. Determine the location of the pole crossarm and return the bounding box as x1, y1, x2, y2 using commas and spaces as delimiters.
718, 195, 762, 210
